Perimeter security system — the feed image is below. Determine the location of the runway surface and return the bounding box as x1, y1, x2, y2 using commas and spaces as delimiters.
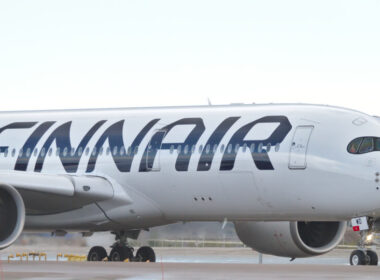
1, 248, 380, 279
0, 246, 366, 264
2, 262, 380, 280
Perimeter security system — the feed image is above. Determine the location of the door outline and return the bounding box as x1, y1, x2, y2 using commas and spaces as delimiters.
146, 129, 166, 171
288, 125, 314, 170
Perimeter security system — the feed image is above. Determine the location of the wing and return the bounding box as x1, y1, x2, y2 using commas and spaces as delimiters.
0, 171, 116, 215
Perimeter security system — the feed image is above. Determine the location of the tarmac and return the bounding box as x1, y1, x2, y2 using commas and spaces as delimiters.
1, 247, 380, 279
3, 262, 380, 280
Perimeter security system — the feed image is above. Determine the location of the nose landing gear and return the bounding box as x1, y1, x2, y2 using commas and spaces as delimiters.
87, 231, 156, 262
350, 249, 378, 266
349, 218, 378, 266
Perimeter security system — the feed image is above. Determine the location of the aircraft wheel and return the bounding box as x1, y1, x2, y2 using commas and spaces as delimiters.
136, 246, 156, 262
350, 250, 367, 265
87, 246, 108, 261
109, 246, 134, 262
366, 250, 378, 266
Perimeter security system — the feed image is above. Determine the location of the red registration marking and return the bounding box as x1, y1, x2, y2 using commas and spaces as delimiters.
353, 226, 360, 232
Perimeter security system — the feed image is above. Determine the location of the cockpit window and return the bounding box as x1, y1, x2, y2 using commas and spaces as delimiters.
376, 138, 380, 151
348, 138, 363, 154
359, 137, 374, 154
348, 137, 380, 154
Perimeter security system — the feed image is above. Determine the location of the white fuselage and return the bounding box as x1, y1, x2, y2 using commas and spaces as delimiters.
0, 104, 379, 232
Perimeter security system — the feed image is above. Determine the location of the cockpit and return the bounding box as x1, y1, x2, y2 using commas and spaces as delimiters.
347, 137, 380, 154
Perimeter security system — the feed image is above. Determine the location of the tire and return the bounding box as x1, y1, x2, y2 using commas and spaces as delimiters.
366, 250, 378, 266
109, 246, 134, 262
350, 250, 367, 265
136, 246, 156, 262
87, 246, 108, 261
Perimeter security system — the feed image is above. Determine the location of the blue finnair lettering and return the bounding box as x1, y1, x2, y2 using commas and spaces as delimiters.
0, 122, 38, 158
198, 117, 240, 171
87, 119, 159, 173
220, 116, 292, 171
140, 118, 205, 172
0, 116, 292, 173
17, 121, 55, 171
35, 121, 106, 173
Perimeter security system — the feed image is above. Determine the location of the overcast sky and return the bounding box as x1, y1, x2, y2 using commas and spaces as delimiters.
0, 0, 379, 115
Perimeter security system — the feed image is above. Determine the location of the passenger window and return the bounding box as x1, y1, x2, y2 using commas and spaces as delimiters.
33, 148, 38, 157
267, 143, 271, 152
242, 144, 247, 153
85, 147, 90, 156
359, 137, 374, 154
41, 148, 46, 157
48, 148, 53, 157
184, 145, 189, 155
258, 143, 263, 153
78, 147, 83, 156
134, 146, 139, 155
191, 145, 196, 154
250, 144, 255, 153
376, 138, 380, 151
11, 149, 16, 157
213, 144, 218, 154
113, 147, 118, 156
199, 145, 203, 154
205, 144, 210, 154
220, 144, 225, 153
275, 143, 280, 152
120, 146, 126, 156
234, 144, 240, 153
227, 144, 232, 153
170, 145, 174, 154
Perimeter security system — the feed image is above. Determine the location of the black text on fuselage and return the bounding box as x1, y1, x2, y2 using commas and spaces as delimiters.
0, 116, 292, 173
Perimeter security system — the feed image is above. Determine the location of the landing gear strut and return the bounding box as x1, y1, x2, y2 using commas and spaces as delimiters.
349, 218, 378, 266
87, 231, 156, 262
109, 231, 134, 262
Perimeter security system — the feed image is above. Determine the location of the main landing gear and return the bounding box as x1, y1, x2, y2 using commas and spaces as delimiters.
87, 231, 156, 262
349, 218, 378, 266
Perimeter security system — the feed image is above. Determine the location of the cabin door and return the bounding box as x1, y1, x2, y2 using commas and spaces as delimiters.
289, 126, 314, 169
146, 130, 166, 171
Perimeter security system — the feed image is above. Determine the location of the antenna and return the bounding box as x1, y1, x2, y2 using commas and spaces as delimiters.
221, 218, 228, 230
207, 98, 212, 106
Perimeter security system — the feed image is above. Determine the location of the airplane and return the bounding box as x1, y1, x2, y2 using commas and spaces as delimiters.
0, 103, 379, 265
